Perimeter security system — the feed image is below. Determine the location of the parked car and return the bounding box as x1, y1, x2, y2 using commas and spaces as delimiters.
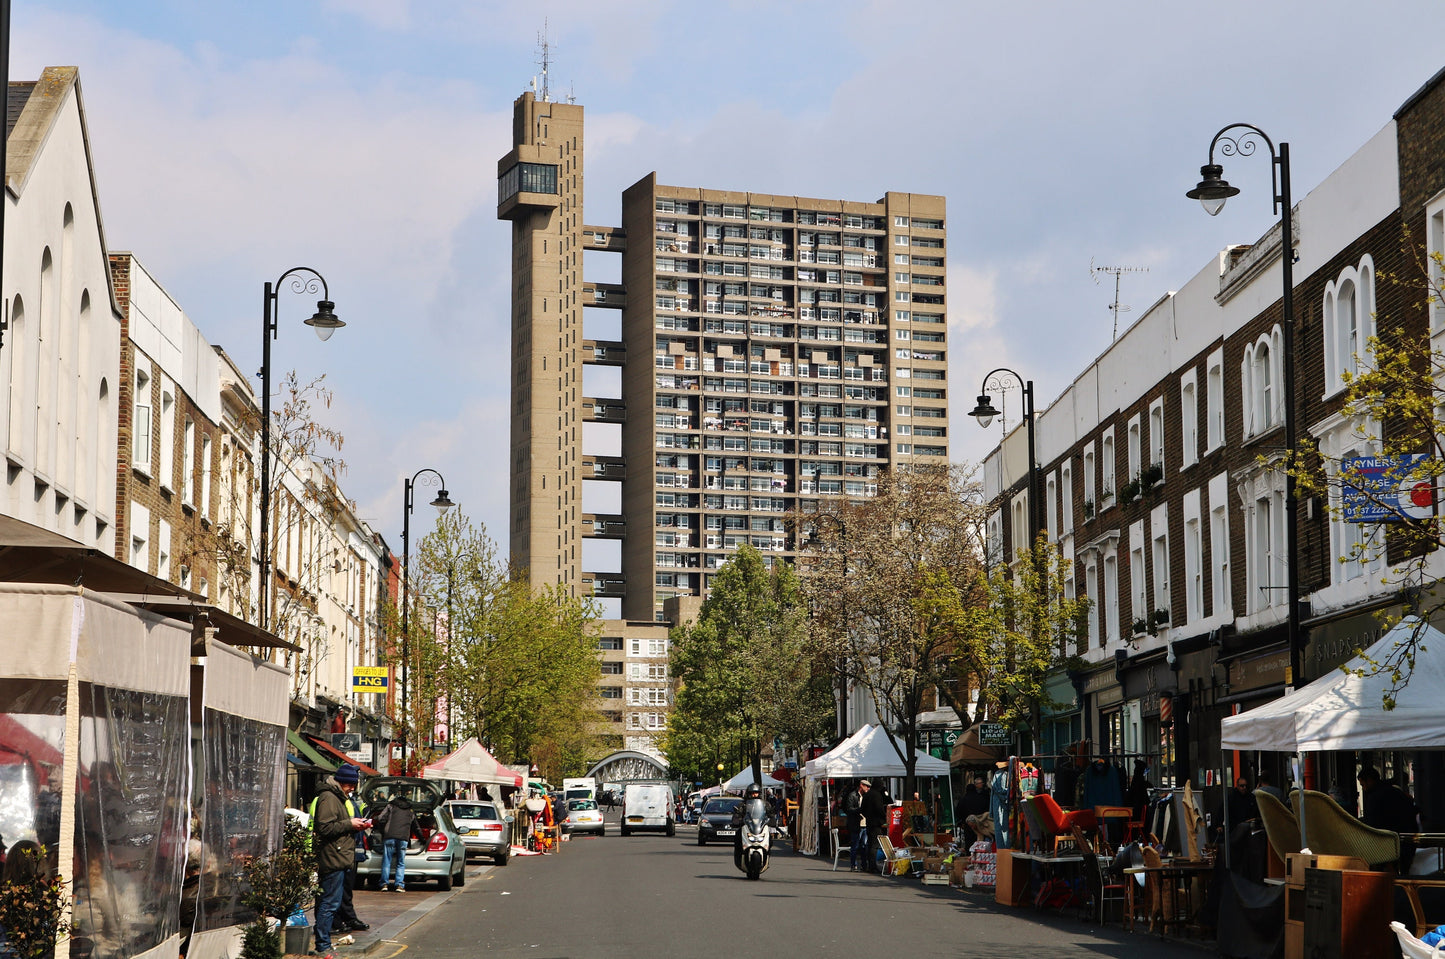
355, 777, 466, 890
565, 798, 605, 836
443, 798, 512, 865
696, 797, 743, 846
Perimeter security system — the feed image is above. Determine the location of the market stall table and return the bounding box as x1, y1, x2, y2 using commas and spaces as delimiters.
1124, 859, 1215, 936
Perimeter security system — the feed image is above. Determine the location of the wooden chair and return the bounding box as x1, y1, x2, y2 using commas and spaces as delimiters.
1073, 825, 1127, 924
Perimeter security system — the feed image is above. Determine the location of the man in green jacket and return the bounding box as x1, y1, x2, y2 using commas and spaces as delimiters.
312, 765, 369, 958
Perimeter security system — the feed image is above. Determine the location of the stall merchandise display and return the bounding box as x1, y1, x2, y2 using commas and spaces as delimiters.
965, 840, 997, 888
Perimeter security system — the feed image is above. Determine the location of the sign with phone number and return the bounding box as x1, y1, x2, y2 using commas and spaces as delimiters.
352, 666, 388, 692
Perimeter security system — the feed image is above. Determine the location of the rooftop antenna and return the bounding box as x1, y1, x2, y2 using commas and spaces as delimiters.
536, 19, 552, 103
1091, 259, 1149, 341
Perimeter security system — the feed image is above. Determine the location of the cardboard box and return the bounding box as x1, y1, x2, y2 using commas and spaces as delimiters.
922, 872, 949, 885
949, 858, 967, 884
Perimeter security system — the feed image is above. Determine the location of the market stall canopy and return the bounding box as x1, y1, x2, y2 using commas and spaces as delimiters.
722, 768, 787, 791
950, 722, 1006, 766
1220, 616, 1445, 752
804, 724, 951, 779
800, 723, 873, 779
422, 738, 524, 787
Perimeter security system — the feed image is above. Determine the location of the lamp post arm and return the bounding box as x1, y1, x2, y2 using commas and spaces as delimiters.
1206, 124, 1283, 215
266, 267, 331, 339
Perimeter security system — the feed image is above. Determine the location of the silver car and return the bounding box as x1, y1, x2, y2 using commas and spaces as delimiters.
444, 799, 512, 865
565, 798, 605, 836
356, 777, 467, 891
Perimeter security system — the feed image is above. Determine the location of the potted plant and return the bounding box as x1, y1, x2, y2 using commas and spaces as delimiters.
0, 844, 70, 959
241, 816, 319, 959
1101, 486, 1114, 505
1082, 499, 1095, 520
1142, 462, 1164, 489
1131, 618, 1148, 637
1152, 608, 1170, 628
1120, 478, 1141, 502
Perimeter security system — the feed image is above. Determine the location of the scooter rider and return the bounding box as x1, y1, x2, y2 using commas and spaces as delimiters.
731, 784, 764, 869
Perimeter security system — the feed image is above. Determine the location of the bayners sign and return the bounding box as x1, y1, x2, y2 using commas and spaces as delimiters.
1342, 453, 1434, 522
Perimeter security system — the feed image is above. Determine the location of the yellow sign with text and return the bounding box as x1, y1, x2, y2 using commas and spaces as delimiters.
352, 667, 389, 693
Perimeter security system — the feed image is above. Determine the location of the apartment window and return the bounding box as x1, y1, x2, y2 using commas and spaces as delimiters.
133, 367, 152, 473
1127, 416, 1141, 483
1206, 349, 1225, 451
158, 519, 171, 581
200, 435, 213, 519
1148, 399, 1165, 476
1324, 430, 1386, 586
1183, 490, 1204, 624
130, 502, 150, 572
894, 216, 909, 227
895, 291, 910, 302
1180, 370, 1199, 468
1101, 429, 1115, 507
1011, 493, 1028, 559
1061, 463, 1074, 535
1045, 472, 1058, 541
1103, 549, 1119, 646
896, 329, 911, 340
1084, 557, 1100, 649
159, 385, 176, 491
895, 235, 909, 246
1209, 473, 1231, 617
1083, 443, 1096, 512
1129, 535, 1147, 631
1321, 256, 1376, 398
1150, 507, 1169, 621
1241, 327, 1283, 438
1244, 479, 1285, 615
182, 419, 196, 507
1430, 195, 1445, 334
894, 254, 910, 265
986, 512, 1002, 566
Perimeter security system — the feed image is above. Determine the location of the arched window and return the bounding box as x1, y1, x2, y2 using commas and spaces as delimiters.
1241, 326, 1284, 438
6, 295, 25, 455
1322, 256, 1376, 396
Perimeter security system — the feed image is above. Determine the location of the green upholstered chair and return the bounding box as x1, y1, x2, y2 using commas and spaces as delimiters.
1290, 788, 1400, 869
1254, 788, 1302, 862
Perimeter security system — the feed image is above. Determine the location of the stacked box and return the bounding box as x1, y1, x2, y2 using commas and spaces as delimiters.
965, 840, 996, 888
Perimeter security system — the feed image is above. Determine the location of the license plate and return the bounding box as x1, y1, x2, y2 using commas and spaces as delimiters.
628, 816, 643, 822
717, 829, 735, 836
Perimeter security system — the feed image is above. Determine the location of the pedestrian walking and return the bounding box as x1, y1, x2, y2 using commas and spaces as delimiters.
858, 780, 888, 874
375, 791, 417, 892
312, 764, 369, 959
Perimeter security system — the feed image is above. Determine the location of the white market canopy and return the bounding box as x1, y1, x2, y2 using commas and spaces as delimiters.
800, 723, 873, 779
722, 767, 787, 792
1221, 616, 1445, 752
422, 737, 524, 787
802, 723, 952, 779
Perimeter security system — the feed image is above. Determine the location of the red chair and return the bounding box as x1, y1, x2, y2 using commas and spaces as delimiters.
1032, 794, 1098, 851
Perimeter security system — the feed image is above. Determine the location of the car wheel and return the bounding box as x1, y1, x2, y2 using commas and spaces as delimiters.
495, 852, 509, 866
697, 833, 706, 846
620, 825, 631, 836
666, 820, 676, 837
454, 861, 465, 887
437, 870, 452, 892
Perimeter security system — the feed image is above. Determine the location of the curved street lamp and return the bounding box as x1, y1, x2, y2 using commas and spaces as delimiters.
969, 368, 1041, 549
1185, 124, 1301, 692
259, 267, 343, 632
399, 468, 455, 769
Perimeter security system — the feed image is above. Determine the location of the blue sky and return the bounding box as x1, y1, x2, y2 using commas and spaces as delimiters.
12, 0, 1445, 583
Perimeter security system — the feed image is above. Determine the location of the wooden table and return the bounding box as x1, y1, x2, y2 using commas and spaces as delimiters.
1014, 852, 1087, 911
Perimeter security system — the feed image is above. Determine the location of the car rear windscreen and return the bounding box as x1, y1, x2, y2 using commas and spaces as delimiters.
447, 803, 497, 820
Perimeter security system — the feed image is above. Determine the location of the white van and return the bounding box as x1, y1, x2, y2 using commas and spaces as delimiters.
620, 782, 675, 836
562, 776, 596, 805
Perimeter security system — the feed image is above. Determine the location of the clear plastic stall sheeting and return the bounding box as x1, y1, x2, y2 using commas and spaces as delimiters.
188, 639, 289, 959
0, 584, 191, 959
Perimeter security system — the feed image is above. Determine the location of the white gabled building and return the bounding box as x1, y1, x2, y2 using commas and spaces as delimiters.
2, 67, 122, 551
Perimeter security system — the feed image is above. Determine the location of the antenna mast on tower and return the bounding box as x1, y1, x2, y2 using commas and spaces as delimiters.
1091, 259, 1149, 341
536, 20, 553, 102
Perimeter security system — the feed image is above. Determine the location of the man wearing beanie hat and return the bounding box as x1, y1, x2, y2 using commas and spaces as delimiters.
313, 765, 368, 958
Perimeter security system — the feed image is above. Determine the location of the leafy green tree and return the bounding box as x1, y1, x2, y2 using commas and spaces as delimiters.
800, 464, 986, 796
670, 544, 832, 787
404, 511, 605, 780
961, 539, 1091, 747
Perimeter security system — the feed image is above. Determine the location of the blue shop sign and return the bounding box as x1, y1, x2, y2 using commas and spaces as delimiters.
1342, 453, 1434, 522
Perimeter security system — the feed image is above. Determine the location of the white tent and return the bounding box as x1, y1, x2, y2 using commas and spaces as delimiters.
722, 767, 787, 791
1221, 616, 1445, 752
422, 738, 524, 787
800, 723, 873, 779
804, 724, 952, 779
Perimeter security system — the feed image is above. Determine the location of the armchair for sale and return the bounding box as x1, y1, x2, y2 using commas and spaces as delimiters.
1290, 789, 1400, 869
1254, 788, 1301, 874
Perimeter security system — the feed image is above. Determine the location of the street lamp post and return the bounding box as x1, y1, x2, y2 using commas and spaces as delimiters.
258, 268, 343, 633
1186, 124, 1301, 690
969, 369, 1042, 549
399, 468, 455, 770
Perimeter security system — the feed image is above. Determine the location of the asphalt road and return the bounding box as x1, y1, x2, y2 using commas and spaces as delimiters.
382, 817, 1210, 959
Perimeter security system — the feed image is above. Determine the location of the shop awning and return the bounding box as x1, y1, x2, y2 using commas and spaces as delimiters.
304, 734, 380, 777
287, 730, 337, 772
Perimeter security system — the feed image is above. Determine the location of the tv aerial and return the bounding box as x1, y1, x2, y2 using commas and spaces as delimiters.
1091, 260, 1149, 341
